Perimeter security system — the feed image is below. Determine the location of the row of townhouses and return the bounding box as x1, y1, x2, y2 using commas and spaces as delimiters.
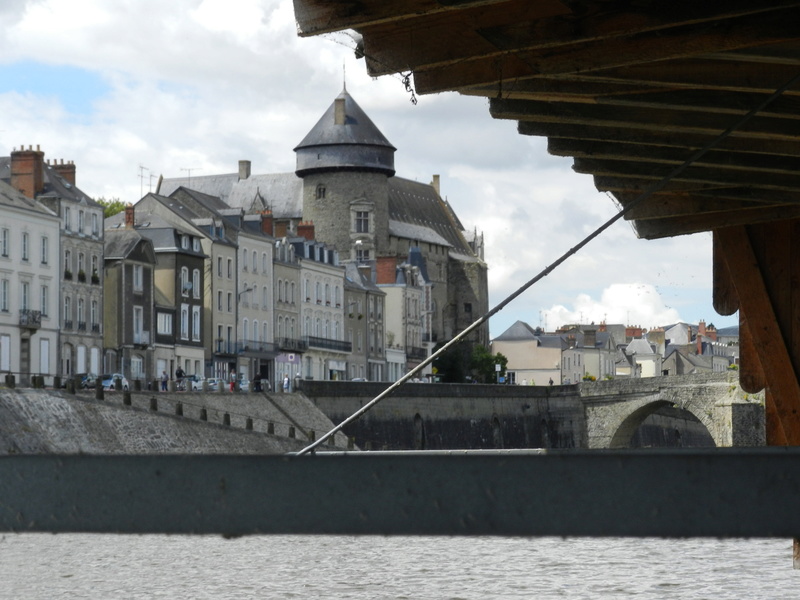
492, 320, 739, 385
0, 89, 489, 390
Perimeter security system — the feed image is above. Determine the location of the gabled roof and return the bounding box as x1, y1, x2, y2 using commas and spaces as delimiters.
0, 179, 57, 217
493, 320, 539, 342
626, 338, 657, 356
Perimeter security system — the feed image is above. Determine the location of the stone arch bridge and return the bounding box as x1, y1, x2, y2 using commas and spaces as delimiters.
300, 372, 764, 450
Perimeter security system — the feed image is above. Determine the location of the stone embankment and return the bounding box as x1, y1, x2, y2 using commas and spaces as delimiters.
0, 387, 349, 455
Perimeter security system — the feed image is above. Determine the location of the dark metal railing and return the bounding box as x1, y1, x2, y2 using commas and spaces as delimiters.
277, 337, 308, 352
19, 309, 42, 329
304, 336, 352, 353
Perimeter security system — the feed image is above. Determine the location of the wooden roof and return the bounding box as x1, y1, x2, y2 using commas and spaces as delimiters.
293, 1, 800, 240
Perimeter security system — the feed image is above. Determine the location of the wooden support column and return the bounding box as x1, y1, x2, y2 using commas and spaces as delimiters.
715, 224, 800, 445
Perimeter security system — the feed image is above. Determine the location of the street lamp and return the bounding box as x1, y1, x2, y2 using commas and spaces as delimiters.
237, 286, 254, 302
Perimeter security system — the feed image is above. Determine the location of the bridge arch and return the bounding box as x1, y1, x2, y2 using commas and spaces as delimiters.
607, 399, 714, 448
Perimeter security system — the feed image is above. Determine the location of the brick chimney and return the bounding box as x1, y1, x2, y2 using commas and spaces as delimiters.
431, 174, 440, 195
238, 160, 251, 180
707, 323, 718, 342
124, 204, 135, 228
334, 97, 346, 125
696, 333, 703, 355
11, 145, 45, 198
698, 320, 707, 337
376, 257, 397, 284
260, 210, 273, 235
297, 221, 315, 241
52, 158, 76, 186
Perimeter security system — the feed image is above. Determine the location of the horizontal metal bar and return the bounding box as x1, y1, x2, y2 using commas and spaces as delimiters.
2, 449, 800, 537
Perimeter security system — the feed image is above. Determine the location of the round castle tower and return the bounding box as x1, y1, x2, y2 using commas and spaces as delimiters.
294, 88, 395, 261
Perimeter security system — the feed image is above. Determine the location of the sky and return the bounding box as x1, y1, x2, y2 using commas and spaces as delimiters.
0, 0, 739, 339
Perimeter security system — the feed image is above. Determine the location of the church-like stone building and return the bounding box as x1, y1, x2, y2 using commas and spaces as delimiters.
159, 87, 489, 352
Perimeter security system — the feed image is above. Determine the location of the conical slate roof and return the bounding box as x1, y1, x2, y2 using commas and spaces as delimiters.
294, 88, 396, 177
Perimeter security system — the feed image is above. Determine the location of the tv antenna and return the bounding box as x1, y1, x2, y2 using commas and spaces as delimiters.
181, 167, 201, 187
138, 164, 149, 198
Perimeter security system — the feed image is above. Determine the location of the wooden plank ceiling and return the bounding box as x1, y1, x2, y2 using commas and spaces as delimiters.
293, 0, 800, 240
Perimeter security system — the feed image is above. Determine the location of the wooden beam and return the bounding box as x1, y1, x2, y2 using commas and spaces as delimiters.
411, 8, 800, 93
633, 205, 800, 239
492, 98, 800, 141
292, 0, 505, 37
715, 225, 800, 444
712, 231, 739, 316
520, 121, 800, 158
617, 194, 777, 221
573, 158, 800, 192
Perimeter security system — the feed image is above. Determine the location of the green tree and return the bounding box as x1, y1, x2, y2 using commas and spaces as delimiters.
96, 197, 127, 218
432, 341, 470, 383
470, 345, 508, 383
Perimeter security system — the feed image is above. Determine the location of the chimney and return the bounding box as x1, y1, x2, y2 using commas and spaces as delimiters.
376, 257, 397, 284
334, 97, 346, 125
697, 333, 703, 356
11, 144, 46, 198
431, 174, 440, 195
124, 203, 135, 228
358, 263, 373, 283
707, 323, 718, 342
698, 320, 707, 337
260, 210, 273, 235
52, 158, 76, 186
583, 329, 596, 349
238, 160, 251, 180
297, 221, 315, 241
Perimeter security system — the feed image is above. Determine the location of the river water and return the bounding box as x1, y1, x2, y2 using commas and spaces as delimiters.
1, 535, 798, 599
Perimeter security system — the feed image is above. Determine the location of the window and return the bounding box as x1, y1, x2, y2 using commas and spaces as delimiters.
252, 251, 257, 273
21, 233, 29, 261
77, 298, 85, 325
21, 281, 29, 310
241, 248, 248, 271
181, 267, 189, 296
180, 305, 189, 339
217, 257, 222, 277
316, 184, 326, 199
193, 238, 200, 252
91, 255, 99, 278
78, 252, 85, 274
64, 207, 71, 231
262, 286, 268, 308
157, 312, 173, 335
40, 236, 48, 265
192, 269, 200, 298
192, 306, 200, 341
262, 253, 267, 273
0, 279, 8, 311
290, 282, 295, 304
64, 250, 72, 274
78, 210, 85, 234
217, 291, 222, 311
1, 228, 9, 257
40, 285, 48, 317
263, 322, 269, 342
63, 296, 71, 323
242, 319, 249, 341
227, 292, 232, 312
227, 258, 232, 278
131, 356, 143, 380
90, 300, 98, 326
132, 305, 142, 340
181, 235, 189, 250
92, 213, 99, 236
355, 211, 369, 233
356, 248, 370, 262
277, 280, 283, 303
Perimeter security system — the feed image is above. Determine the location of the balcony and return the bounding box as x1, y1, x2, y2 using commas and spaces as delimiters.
304, 336, 352, 353
133, 331, 150, 345
214, 339, 236, 355
236, 340, 279, 355
407, 346, 428, 361
91, 323, 100, 333
77, 321, 87, 331
277, 337, 308, 353
63, 320, 73, 330
19, 309, 42, 330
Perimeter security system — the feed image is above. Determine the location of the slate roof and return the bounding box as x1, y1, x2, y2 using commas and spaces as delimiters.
0, 157, 99, 206
626, 338, 656, 355
104, 228, 148, 261
0, 179, 57, 216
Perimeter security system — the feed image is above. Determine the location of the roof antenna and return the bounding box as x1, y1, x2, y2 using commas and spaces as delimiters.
343, 60, 347, 92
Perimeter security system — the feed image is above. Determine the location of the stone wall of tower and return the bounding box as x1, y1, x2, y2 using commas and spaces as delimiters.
300, 171, 390, 260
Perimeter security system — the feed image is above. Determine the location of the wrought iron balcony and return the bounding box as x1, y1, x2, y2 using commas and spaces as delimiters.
236, 340, 279, 355
63, 320, 73, 330
133, 331, 150, 345
77, 321, 87, 331
19, 309, 42, 329
277, 337, 308, 353
304, 336, 352, 353
408, 346, 428, 361
214, 339, 236, 355
91, 323, 100, 333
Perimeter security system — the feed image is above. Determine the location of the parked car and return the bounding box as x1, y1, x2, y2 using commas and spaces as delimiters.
351, 377, 368, 382
100, 373, 129, 391
80, 373, 98, 389
203, 377, 222, 391
237, 378, 250, 392
184, 374, 203, 391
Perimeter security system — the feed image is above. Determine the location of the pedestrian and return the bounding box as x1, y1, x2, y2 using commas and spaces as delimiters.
175, 366, 184, 391
160, 370, 168, 392
229, 370, 236, 392
283, 374, 290, 393
549, 377, 554, 386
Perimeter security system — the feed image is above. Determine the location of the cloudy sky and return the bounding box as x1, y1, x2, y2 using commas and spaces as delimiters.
0, 0, 738, 339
